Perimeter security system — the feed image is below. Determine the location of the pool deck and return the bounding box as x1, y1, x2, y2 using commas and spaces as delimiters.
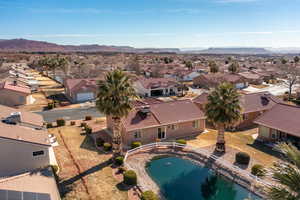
125, 145, 268, 199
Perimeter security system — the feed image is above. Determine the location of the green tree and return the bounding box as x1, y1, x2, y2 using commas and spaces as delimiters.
185, 60, 193, 70
268, 143, 300, 200
228, 61, 239, 74
281, 58, 288, 65
294, 56, 300, 64
96, 70, 137, 154
205, 83, 241, 152
209, 61, 219, 73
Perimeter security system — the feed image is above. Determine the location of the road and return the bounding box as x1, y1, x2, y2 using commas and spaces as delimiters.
35, 107, 104, 123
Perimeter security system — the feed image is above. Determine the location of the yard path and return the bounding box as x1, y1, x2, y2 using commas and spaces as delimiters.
50, 126, 127, 200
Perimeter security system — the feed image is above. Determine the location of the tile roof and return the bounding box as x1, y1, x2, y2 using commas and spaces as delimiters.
254, 103, 300, 137
193, 92, 209, 105
137, 77, 178, 89
0, 105, 44, 127
0, 167, 60, 200
65, 78, 98, 93
0, 81, 31, 94
122, 99, 205, 131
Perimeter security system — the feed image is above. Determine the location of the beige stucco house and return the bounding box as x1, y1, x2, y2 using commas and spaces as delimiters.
107, 99, 206, 148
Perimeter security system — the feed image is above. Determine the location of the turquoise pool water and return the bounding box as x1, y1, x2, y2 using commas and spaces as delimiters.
146, 156, 262, 200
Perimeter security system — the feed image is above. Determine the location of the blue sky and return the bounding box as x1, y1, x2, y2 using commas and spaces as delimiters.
1, 0, 300, 48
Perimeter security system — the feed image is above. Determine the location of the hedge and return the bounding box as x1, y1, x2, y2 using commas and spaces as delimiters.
141, 191, 159, 200
176, 139, 187, 145
56, 118, 65, 127
46, 123, 53, 129
131, 141, 142, 149
235, 152, 250, 165
103, 143, 112, 151
123, 170, 137, 185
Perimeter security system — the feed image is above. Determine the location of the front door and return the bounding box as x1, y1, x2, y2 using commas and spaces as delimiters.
158, 127, 166, 139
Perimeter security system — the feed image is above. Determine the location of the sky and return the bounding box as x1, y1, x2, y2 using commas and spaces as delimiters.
1, 0, 300, 48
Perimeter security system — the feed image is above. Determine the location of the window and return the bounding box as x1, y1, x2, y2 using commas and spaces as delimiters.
171, 124, 178, 130
134, 130, 141, 139
33, 150, 44, 157
158, 127, 166, 139
193, 120, 200, 129
243, 114, 248, 120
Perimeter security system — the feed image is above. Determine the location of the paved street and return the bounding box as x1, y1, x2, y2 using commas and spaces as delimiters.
35, 107, 104, 123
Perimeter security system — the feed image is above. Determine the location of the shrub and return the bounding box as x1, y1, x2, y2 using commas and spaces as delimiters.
123, 170, 137, 185
96, 137, 104, 147
118, 166, 126, 173
235, 152, 250, 165
251, 164, 266, 177
176, 139, 187, 145
141, 191, 159, 200
80, 122, 87, 128
115, 156, 124, 166
131, 141, 142, 149
85, 126, 92, 134
56, 118, 65, 127
46, 123, 53, 129
103, 143, 112, 151
47, 102, 54, 110
85, 116, 92, 121
70, 121, 76, 126
50, 164, 59, 174
292, 99, 300, 105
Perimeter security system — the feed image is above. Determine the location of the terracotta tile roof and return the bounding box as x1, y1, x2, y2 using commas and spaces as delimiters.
122, 99, 205, 131
239, 71, 262, 80
0, 81, 31, 94
137, 77, 178, 89
193, 92, 209, 105
0, 167, 60, 200
0, 105, 44, 127
65, 78, 98, 93
254, 103, 300, 137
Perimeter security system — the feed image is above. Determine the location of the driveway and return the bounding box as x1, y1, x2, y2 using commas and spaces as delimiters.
35, 107, 104, 123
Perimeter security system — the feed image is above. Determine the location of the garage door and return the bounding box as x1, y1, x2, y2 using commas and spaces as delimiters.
76, 92, 94, 102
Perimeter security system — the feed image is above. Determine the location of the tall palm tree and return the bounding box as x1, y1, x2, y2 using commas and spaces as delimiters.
205, 82, 241, 153
96, 70, 137, 155
268, 143, 300, 200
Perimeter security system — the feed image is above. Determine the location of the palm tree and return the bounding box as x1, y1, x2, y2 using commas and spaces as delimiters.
205, 83, 241, 153
268, 143, 300, 200
96, 70, 137, 155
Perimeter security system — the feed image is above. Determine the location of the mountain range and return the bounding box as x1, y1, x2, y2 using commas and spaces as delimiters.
1, 38, 300, 54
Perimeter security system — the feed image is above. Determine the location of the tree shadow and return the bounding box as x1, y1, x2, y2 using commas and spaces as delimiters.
79, 135, 107, 155
247, 140, 282, 159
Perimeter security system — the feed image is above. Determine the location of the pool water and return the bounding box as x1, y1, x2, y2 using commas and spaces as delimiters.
146, 156, 262, 200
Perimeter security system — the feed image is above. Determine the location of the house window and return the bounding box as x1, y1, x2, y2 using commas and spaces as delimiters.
33, 150, 44, 157
158, 127, 166, 139
171, 124, 178, 130
19, 96, 24, 102
134, 130, 141, 139
243, 114, 248, 120
193, 120, 200, 128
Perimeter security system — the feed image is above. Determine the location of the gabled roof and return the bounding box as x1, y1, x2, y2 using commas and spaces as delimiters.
254, 103, 300, 137
0, 81, 31, 94
122, 99, 205, 131
65, 78, 98, 93
193, 92, 209, 105
136, 76, 178, 89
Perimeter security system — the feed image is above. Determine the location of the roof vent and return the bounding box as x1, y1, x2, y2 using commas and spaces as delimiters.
138, 105, 151, 118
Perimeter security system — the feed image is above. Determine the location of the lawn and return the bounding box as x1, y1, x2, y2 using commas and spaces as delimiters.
187, 128, 280, 168
49, 126, 127, 200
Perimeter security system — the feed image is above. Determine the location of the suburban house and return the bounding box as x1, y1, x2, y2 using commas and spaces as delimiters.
181, 71, 202, 82
64, 78, 98, 103
106, 99, 206, 148
193, 92, 281, 129
193, 73, 248, 89
0, 81, 33, 107
133, 76, 181, 97
254, 103, 300, 147
0, 105, 53, 177
238, 71, 263, 85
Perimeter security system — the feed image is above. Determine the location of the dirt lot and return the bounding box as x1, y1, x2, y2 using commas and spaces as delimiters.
49, 126, 127, 200
187, 128, 280, 168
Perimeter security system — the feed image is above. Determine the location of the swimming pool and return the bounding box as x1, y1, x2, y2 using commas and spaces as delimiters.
146, 156, 262, 200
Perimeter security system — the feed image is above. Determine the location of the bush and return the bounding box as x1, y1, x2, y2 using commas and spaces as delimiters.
46, 123, 53, 129
123, 170, 137, 185
131, 141, 142, 149
292, 99, 300, 105
96, 137, 104, 147
115, 156, 124, 166
85, 116, 92, 121
47, 102, 55, 110
70, 121, 76, 126
50, 164, 59, 174
176, 139, 187, 145
235, 152, 250, 165
103, 143, 112, 151
118, 166, 126, 173
251, 164, 266, 177
85, 126, 92, 134
141, 191, 159, 200
56, 118, 65, 127
80, 122, 87, 128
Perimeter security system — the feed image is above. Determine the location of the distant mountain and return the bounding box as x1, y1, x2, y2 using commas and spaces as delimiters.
0, 39, 180, 53
183, 47, 272, 55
